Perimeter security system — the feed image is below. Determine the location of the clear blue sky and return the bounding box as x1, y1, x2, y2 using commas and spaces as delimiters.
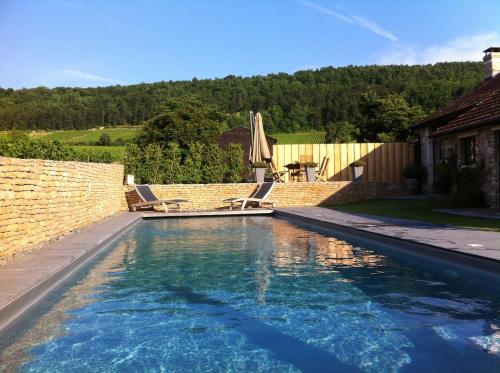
1, 0, 499, 88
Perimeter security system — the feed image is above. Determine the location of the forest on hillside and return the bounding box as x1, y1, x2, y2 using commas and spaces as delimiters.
0, 62, 483, 133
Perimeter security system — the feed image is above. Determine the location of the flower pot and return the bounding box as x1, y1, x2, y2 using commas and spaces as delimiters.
254, 167, 266, 183
406, 178, 419, 194
306, 167, 317, 182
351, 166, 363, 182
124, 174, 135, 185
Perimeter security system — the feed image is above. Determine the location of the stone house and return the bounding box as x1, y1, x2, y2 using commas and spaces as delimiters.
217, 125, 277, 170
413, 47, 500, 208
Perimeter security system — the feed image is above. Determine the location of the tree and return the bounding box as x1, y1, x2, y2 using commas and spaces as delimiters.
96, 133, 111, 146
359, 91, 424, 142
325, 121, 358, 143
137, 96, 224, 148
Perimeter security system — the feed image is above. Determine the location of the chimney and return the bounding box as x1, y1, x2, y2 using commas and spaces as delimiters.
483, 47, 500, 79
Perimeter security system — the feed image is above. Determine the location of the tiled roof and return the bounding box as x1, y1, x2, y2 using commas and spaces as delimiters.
414, 74, 500, 136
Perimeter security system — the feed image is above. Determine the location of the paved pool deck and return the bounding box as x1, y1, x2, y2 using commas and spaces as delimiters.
0, 212, 142, 333
275, 207, 500, 262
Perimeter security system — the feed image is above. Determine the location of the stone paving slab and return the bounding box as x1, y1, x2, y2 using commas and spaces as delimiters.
275, 207, 500, 261
0, 212, 142, 333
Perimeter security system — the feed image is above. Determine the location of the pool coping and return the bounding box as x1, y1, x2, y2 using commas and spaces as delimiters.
0, 212, 142, 334
274, 209, 500, 277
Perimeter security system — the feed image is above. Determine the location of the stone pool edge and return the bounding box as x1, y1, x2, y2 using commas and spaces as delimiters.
274, 209, 500, 277
0, 212, 142, 334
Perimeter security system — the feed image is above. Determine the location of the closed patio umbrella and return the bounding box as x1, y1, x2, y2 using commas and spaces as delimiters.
250, 112, 271, 163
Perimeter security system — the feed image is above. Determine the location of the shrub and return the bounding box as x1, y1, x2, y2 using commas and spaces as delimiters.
0, 134, 113, 163
124, 143, 143, 182
455, 161, 487, 207
225, 143, 244, 183
304, 161, 318, 168
75, 149, 113, 163
251, 161, 268, 168
142, 144, 165, 184
350, 160, 364, 167
182, 142, 204, 183
123, 141, 244, 184
202, 143, 226, 183
433, 152, 457, 195
96, 133, 112, 146
163, 142, 182, 184
402, 164, 427, 180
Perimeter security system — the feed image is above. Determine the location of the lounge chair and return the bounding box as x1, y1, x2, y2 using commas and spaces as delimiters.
130, 184, 188, 212
316, 156, 330, 182
222, 182, 277, 210
270, 159, 286, 183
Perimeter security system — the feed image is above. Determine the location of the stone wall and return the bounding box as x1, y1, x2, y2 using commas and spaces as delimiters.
0, 157, 125, 264
123, 181, 389, 211
418, 124, 499, 208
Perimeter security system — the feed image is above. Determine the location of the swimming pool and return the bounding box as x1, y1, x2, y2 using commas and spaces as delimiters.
1, 217, 499, 372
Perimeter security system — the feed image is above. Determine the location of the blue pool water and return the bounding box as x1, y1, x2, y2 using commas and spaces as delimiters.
1, 217, 499, 372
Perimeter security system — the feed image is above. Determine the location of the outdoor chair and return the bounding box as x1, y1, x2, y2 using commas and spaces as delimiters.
270, 159, 286, 183
130, 184, 189, 212
222, 182, 277, 210
316, 156, 330, 182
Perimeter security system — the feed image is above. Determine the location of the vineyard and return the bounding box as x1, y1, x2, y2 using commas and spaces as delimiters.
0, 128, 330, 163
272, 131, 326, 144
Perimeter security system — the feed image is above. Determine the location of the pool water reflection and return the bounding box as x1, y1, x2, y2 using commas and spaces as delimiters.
1, 217, 499, 372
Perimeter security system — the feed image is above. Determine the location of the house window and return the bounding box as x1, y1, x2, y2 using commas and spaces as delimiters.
460, 136, 476, 164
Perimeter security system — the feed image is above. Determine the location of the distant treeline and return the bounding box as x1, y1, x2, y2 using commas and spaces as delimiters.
0, 62, 483, 132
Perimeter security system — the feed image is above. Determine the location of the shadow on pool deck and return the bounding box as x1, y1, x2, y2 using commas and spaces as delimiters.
161, 284, 361, 373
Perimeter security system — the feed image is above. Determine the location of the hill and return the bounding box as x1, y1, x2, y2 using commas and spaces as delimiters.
0, 62, 483, 132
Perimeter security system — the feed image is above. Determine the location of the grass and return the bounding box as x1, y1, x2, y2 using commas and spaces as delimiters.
326, 198, 500, 232
272, 131, 326, 144
71, 145, 125, 162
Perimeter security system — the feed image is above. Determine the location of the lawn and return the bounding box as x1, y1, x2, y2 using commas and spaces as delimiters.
326, 198, 500, 232
272, 131, 326, 144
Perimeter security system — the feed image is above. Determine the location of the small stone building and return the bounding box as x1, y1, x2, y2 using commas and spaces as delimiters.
413, 47, 500, 208
217, 126, 277, 170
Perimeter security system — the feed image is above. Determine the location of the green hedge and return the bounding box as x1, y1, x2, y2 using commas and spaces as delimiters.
124, 142, 244, 184
0, 134, 113, 163
433, 152, 487, 207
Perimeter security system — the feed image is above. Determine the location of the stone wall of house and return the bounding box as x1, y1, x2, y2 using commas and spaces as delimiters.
0, 157, 125, 264
478, 126, 499, 209
418, 124, 499, 208
123, 181, 392, 211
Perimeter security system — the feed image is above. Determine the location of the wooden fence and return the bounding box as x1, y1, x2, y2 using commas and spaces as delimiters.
272, 143, 415, 183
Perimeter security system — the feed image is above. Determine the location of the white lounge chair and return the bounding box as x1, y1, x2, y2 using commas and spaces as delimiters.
222, 182, 277, 210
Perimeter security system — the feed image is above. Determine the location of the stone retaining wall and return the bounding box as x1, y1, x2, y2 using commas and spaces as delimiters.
123, 181, 389, 211
0, 157, 124, 264
0, 155, 397, 265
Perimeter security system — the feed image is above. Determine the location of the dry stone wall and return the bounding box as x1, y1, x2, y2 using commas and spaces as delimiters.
123, 181, 387, 211
0, 157, 124, 264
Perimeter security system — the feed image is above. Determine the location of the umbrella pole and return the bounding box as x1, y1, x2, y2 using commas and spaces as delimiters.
249, 111, 255, 163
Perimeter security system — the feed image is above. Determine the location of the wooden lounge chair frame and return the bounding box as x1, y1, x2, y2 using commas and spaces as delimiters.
270, 159, 286, 183
316, 156, 330, 182
222, 182, 277, 210
131, 184, 188, 212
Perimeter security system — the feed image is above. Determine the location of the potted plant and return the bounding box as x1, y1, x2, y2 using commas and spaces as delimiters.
304, 161, 318, 182
350, 160, 364, 182
402, 164, 427, 194
251, 161, 268, 183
